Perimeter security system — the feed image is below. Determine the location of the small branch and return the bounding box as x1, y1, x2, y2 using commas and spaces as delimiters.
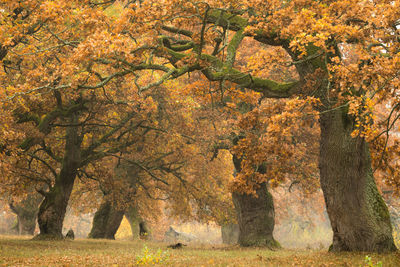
78, 70, 131, 90
109, 154, 170, 186
198, 5, 210, 56
45, 26, 78, 48
137, 69, 175, 94
26, 153, 58, 179
2, 84, 70, 102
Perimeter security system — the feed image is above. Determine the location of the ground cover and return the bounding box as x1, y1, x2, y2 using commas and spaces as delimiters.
0, 236, 399, 266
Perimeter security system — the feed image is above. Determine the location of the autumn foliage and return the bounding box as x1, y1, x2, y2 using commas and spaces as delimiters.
0, 0, 400, 253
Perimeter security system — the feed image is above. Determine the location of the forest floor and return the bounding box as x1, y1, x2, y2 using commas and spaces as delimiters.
0, 235, 399, 266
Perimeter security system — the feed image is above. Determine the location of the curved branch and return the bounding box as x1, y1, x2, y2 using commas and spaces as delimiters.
27, 153, 58, 179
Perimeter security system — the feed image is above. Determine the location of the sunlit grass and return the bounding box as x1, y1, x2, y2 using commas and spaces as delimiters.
393, 228, 400, 248
0, 235, 399, 266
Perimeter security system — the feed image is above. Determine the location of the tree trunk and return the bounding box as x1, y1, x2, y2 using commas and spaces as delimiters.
286, 44, 396, 252
231, 149, 279, 248
221, 223, 239, 245
35, 116, 81, 240
88, 199, 124, 239
35, 179, 75, 240
9, 194, 42, 235
11, 209, 37, 235
319, 108, 396, 252
125, 206, 149, 240
232, 182, 280, 247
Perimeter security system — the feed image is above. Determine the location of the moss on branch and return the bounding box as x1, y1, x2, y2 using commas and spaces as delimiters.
19, 137, 36, 150
227, 28, 245, 67
159, 36, 196, 52
163, 47, 298, 98
202, 67, 298, 97
207, 9, 248, 30
15, 112, 40, 125
159, 10, 300, 98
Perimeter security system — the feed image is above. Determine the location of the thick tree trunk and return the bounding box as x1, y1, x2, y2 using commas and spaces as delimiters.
231, 149, 279, 248
11, 209, 37, 235
232, 182, 280, 247
35, 179, 75, 240
88, 199, 124, 239
125, 206, 149, 240
221, 223, 239, 245
319, 108, 396, 252
285, 44, 396, 252
9, 194, 42, 235
35, 117, 81, 240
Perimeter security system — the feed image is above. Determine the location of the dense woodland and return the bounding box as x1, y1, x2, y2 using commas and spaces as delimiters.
2, 0, 400, 260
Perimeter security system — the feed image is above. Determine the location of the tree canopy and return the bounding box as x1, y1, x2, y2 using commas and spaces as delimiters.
1, 0, 400, 252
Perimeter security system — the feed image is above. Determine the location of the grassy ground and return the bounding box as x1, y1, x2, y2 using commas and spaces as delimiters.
0, 236, 399, 266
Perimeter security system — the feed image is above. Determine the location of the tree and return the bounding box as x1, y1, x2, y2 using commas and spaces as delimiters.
0, 0, 234, 242
112, 0, 398, 251
0, 1, 186, 239
72, 70, 236, 237
88, 197, 124, 239
228, 94, 319, 247
125, 205, 150, 240
184, 39, 319, 247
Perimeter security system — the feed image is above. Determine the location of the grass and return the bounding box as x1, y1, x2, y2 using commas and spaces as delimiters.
0, 235, 399, 266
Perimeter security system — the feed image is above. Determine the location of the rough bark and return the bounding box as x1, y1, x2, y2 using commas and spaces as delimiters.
10, 208, 37, 235
34, 116, 81, 240
35, 180, 75, 240
125, 206, 149, 239
284, 43, 396, 252
17, 214, 37, 236
9, 194, 42, 235
88, 199, 124, 239
319, 108, 396, 252
232, 182, 280, 247
221, 223, 239, 245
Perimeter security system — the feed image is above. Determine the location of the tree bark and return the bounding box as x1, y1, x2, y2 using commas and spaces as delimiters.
35, 179, 75, 240
34, 116, 81, 240
231, 147, 279, 248
17, 216, 35, 235
9, 194, 42, 235
10, 207, 37, 235
319, 108, 396, 252
88, 199, 124, 239
221, 223, 239, 245
125, 206, 149, 240
232, 182, 280, 247
284, 43, 396, 252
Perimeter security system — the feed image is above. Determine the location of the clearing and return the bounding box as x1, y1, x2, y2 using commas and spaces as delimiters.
0, 236, 399, 266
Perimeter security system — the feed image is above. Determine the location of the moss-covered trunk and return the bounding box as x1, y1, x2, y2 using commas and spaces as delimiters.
319, 108, 396, 252
88, 199, 124, 239
10, 208, 37, 236
17, 215, 36, 235
36, 177, 76, 239
221, 223, 239, 245
125, 206, 149, 239
231, 149, 279, 248
35, 116, 81, 240
9, 197, 42, 235
232, 183, 279, 247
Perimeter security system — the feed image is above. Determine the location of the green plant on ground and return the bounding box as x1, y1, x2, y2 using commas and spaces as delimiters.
363, 255, 383, 267
136, 245, 169, 265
